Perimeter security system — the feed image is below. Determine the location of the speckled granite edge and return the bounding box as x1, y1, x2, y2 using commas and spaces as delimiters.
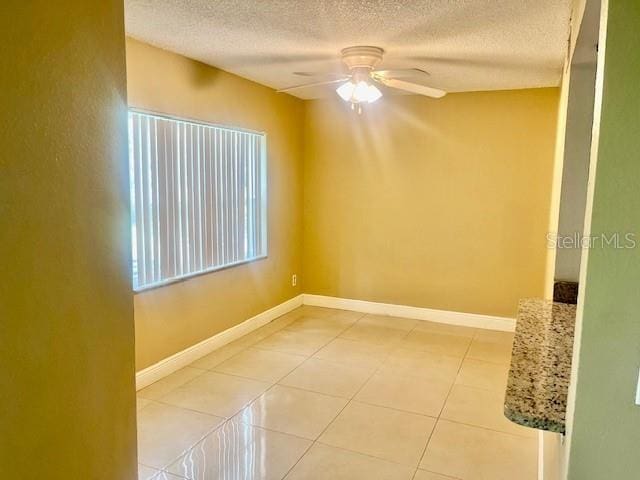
504, 298, 576, 434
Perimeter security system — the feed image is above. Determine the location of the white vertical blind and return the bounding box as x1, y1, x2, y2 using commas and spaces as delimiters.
128, 111, 267, 290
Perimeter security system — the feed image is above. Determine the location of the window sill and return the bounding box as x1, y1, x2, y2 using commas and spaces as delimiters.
133, 255, 268, 293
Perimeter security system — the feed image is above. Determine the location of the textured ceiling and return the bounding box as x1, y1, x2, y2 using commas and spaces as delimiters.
125, 0, 572, 99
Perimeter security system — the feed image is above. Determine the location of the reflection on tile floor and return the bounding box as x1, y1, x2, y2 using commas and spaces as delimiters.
137, 306, 537, 479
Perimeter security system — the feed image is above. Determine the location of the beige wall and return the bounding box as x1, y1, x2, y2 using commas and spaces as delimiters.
1, 1, 136, 478
126, 38, 304, 370
303, 89, 559, 318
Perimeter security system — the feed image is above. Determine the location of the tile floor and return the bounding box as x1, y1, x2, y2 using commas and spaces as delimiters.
136, 306, 537, 480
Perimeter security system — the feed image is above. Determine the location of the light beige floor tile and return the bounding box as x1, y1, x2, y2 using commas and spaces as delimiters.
339, 322, 410, 346
297, 305, 338, 318
137, 401, 224, 469
285, 443, 415, 480
248, 322, 287, 340
190, 342, 247, 370
399, 331, 472, 357
279, 358, 374, 398
313, 338, 393, 369
474, 329, 515, 345
235, 384, 348, 439
160, 371, 270, 418
330, 309, 366, 322
441, 384, 535, 438
253, 309, 309, 336
219, 323, 294, 352
213, 348, 306, 383
359, 314, 418, 331
413, 470, 459, 480
254, 330, 333, 356
138, 367, 207, 400
137, 396, 152, 412
285, 315, 356, 337
420, 420, 537, 480
268, 309, 306, 329
168, 418, 311, 480
355, 373, 452, 417
274, 307, 306, 323
232, 328, 274, 347
466, 339, 513, 365
455, 359, 510, 392
379, 348, 462, 383
412, 321, 476, 338
319, 401, 436, 467
138, 464, 160, 479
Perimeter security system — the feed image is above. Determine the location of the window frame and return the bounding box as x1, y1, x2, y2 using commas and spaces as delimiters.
128, 108, 268, 292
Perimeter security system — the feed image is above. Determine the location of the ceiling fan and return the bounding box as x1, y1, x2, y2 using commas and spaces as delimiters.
277, 46, 447, 112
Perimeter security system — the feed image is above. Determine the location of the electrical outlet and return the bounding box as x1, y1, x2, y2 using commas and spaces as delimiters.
291, 274, 297, 287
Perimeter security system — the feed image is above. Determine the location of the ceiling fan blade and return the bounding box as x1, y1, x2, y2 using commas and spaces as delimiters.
277, 77, 350, 93
372, 68, 431, 78
374, 76, 447, 98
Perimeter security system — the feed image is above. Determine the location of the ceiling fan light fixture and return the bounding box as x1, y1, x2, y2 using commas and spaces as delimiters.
336, 80, 382, 105
364, 83, 382, 103
336, 81, 356, 101
278, 45, 447, 102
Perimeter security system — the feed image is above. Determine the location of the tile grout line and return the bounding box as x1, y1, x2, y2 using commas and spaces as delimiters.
141, 308, 505, 479
414, 330, 475, 473
439, 333, 474, 416
247, 310, 355, 360
411, 329, 525, 475
279, 314, 483, 475
148, 311, 319, 474
187, 309, 360, 479
422, 332, 532, 440
282, 319, 428, 476
429, 417, 538, 440
138, 308, 310, 476
279, 320, 392, 479
413, 469, 463, 480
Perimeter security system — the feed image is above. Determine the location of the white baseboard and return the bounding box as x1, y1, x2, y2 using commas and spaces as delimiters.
302, 294, 515, 332
136, 292, 514, 390
135, 294, 304, 390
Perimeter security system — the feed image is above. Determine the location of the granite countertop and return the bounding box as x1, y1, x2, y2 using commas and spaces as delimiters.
504, 298, 577, 434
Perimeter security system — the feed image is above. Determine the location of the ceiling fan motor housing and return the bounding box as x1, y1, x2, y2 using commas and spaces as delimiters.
341, 46, 384, 70
341, 46, 385, 83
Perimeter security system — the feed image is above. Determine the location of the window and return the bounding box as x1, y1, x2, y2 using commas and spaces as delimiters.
128, 111, 267, 291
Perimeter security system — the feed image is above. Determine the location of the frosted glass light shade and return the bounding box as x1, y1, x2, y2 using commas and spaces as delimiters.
336, 80, 382, 104
336, 81, 356, 101
364, 83, 382, 103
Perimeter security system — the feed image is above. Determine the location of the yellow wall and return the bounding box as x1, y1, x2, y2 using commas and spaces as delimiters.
303, 89, 559, 317
1, 2, 136, 478
126, 38, 304, 370
127, 38, 560, 369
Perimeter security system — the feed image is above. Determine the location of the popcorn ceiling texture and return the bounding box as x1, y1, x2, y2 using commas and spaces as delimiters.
125, 0, 572, 99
